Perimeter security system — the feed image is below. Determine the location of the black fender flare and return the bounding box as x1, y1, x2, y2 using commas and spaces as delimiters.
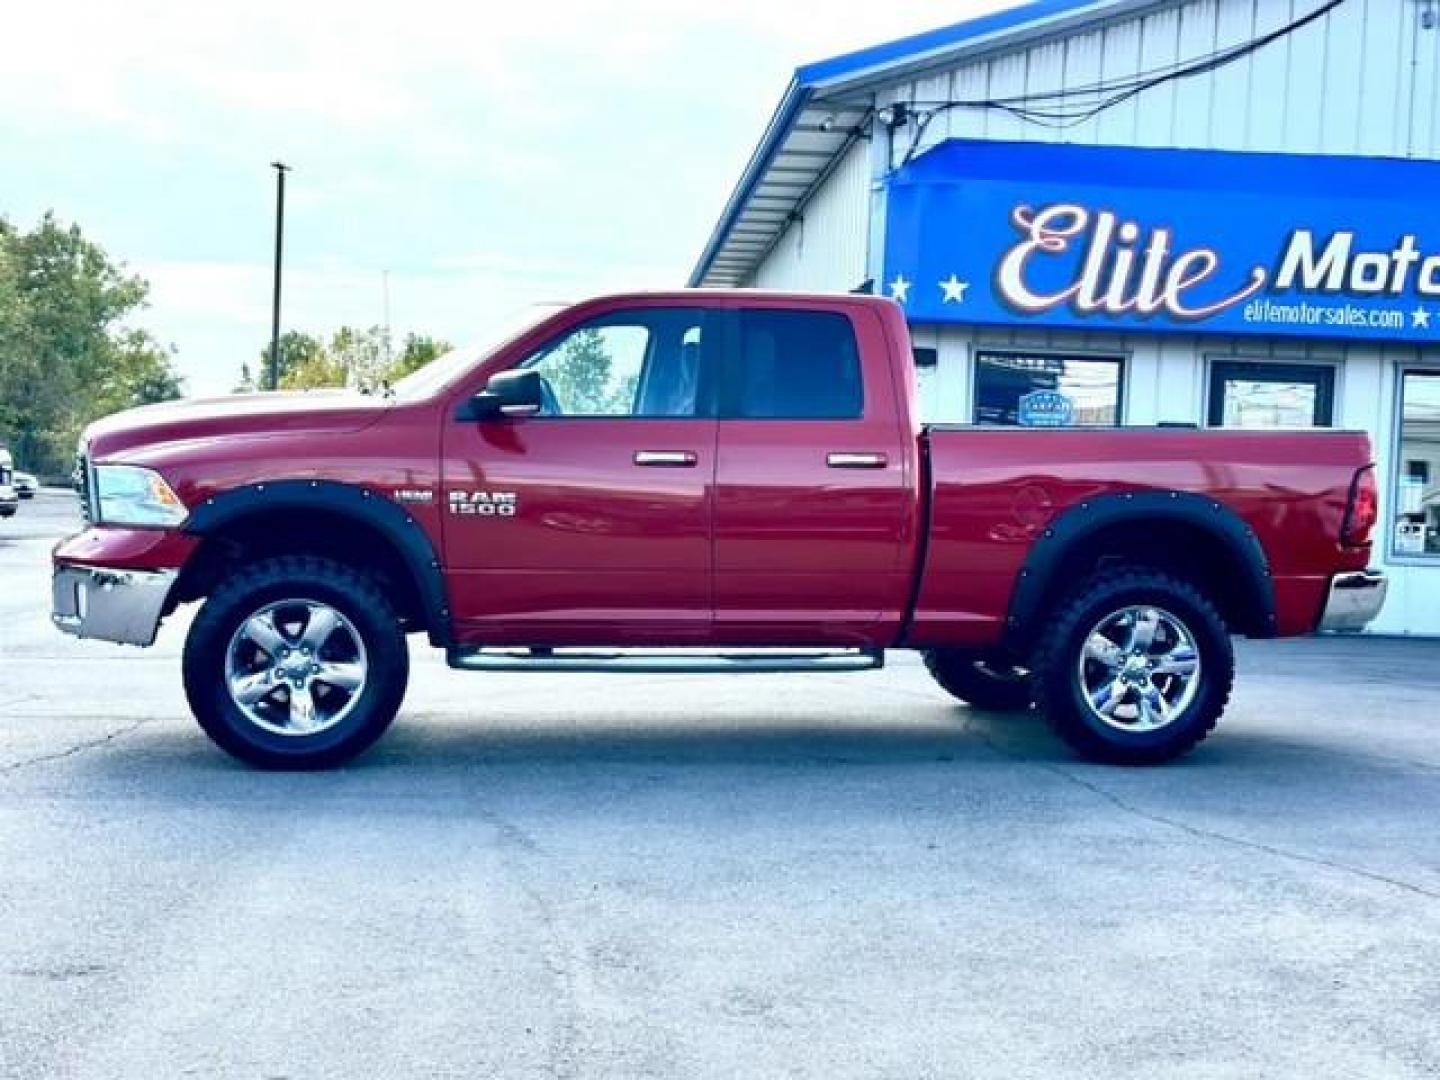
184, 479, 451, 646
1002, 490, 1277, 649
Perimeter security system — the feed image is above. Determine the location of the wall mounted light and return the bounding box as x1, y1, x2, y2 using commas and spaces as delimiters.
876, 103, 910, 128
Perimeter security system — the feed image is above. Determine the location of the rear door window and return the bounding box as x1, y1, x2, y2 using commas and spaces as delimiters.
725, 309, 863, 420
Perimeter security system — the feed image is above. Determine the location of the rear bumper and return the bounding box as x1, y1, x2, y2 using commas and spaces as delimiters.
1318, 569, 1388, 633
52, 564, 178, 647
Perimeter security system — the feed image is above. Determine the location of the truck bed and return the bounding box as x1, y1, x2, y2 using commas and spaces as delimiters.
908, 426, 1374, 648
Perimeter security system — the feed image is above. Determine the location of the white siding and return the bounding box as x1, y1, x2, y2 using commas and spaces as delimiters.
881, 0, 1438, 161
747, 140, 871, 292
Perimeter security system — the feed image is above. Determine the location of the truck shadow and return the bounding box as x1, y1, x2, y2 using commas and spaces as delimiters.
89, 701, 1437, 797
69, 710, 1434, 867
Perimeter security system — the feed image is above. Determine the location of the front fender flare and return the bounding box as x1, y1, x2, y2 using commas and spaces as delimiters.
183, 480, 451, 646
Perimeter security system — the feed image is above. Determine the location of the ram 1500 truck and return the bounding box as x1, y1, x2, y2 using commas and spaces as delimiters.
53, 292, 1386, 769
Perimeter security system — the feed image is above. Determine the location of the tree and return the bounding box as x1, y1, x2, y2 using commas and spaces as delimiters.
0, 213, 182, 478
543, 328, 611, 412
327, 325, 389, 390
280, 349, 347, 391
245, 326, 454, 392
95, 330, 184, 414
241, 330, 326, 391
386, 333, 453, 383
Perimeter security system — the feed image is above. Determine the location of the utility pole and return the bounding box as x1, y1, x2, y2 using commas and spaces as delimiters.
268, 161, 292, 391
382, 269, 392, 366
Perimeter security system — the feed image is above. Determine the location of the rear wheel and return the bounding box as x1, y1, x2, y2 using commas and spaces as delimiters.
182, 556, 409, 769
923, 650, 1032, 711
1032, 568, 1232, 765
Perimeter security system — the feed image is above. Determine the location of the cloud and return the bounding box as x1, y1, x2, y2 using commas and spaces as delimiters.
4, 0, 1005, 396
137, 249, 677, 393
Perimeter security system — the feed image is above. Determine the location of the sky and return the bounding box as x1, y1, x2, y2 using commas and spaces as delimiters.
2, 0, 1007, 397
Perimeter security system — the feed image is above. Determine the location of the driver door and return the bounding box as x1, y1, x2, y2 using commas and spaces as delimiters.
441, 303, 719, 645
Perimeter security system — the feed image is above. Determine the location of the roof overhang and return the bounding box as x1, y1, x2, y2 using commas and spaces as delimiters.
687, 80, 870, 288
689, 0, 1181, 288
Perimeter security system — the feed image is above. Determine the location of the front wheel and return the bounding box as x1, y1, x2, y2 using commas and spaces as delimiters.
1031, 569, 1233, 765
182, 556, 409, 769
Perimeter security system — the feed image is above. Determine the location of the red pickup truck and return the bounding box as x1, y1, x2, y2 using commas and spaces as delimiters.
53, 291, 1385, 769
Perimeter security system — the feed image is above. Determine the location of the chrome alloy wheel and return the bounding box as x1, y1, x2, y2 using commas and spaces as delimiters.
1076, 605, 1201, 733
224, 599, 368, 737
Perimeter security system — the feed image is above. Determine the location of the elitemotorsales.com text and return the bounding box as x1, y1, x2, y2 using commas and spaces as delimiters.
1242, 298, 1409, 330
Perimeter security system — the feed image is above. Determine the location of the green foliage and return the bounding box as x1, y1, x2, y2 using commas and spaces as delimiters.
387, 334, 452, 382
237, 331, 327, 391
245, 327, 454, 392
96, 330, 184, 414
543, 328, 610, 411
0, 212, 182, 479
281, 349, 348, 391
541, 329, 636, 414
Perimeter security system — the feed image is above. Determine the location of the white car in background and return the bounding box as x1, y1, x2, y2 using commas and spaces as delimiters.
0, 450, 17, 519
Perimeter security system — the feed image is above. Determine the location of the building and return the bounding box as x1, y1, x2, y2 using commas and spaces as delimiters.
690, 0, 1440, 636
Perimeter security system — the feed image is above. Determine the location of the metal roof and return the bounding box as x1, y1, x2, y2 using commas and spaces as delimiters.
688, 0, 1178, 288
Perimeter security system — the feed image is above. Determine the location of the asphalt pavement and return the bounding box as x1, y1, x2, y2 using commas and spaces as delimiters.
2, 489, 1439, 1079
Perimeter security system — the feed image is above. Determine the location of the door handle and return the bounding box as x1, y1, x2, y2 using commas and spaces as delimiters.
634, 451, 698, 467
826, 452, 888, 469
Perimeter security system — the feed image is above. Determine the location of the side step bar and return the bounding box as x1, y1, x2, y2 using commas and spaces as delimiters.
446, 647, 884, 674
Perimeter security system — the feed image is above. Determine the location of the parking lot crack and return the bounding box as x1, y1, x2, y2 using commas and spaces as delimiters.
470, 802, 584, 1079
1040, 762, 1440, 903
0, 718, 154, 775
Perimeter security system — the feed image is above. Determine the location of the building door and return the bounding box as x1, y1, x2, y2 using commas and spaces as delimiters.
442, 304, 719, 644
712, 305, 915, 646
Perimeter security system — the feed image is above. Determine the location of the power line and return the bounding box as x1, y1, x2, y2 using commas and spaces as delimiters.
893, 0, 1349, 166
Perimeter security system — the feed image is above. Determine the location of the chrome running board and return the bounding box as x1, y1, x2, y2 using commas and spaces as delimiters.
446, 647, 884, 674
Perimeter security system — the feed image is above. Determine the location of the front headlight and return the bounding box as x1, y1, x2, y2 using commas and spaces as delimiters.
93, 465, 188, 527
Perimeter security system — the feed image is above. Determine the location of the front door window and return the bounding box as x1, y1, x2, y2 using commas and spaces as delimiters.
521, 310, 710, 418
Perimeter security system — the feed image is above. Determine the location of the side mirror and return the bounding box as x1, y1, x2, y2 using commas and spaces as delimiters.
472, 369, 544, 419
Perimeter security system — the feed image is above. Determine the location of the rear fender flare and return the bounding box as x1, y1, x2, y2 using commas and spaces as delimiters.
1002, 490, 1276, 649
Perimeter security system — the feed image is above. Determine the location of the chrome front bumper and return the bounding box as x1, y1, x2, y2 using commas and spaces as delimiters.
1318, 569, 1388, 633
52, 564, 178, 647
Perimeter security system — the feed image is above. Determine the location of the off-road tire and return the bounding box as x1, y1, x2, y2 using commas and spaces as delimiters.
923, 650, 1033, 711
182, 555, 409, 769
1031, 568, 1233, 765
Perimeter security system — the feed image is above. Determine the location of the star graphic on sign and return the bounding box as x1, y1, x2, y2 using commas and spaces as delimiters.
888, 274, 911, 303
939, 274, 970, 303
1413, 306, 1432, 330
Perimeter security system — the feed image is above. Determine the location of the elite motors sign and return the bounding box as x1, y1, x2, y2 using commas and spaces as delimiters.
883, 139, 1440, 342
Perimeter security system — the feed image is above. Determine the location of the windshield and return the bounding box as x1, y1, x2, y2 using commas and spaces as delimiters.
390, 303, 568, 402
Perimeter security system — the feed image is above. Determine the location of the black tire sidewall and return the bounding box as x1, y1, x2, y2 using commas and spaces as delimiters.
183, 559, 408, 769
924, 650, 1033, 711
1037, 574, 1232, 764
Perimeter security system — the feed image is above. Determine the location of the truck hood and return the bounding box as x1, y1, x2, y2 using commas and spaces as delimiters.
84, 390, 390, 461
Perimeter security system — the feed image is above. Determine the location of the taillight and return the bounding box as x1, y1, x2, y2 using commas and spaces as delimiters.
1342, 464, 1378, 547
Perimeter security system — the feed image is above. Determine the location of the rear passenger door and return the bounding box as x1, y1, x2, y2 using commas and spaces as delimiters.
712, 304, 915, 646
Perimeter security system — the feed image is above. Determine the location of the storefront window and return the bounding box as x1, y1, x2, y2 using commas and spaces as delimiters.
1393, 371, 1440, 558
973, 352, 1124, 426
1208, 361, 1335, 428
